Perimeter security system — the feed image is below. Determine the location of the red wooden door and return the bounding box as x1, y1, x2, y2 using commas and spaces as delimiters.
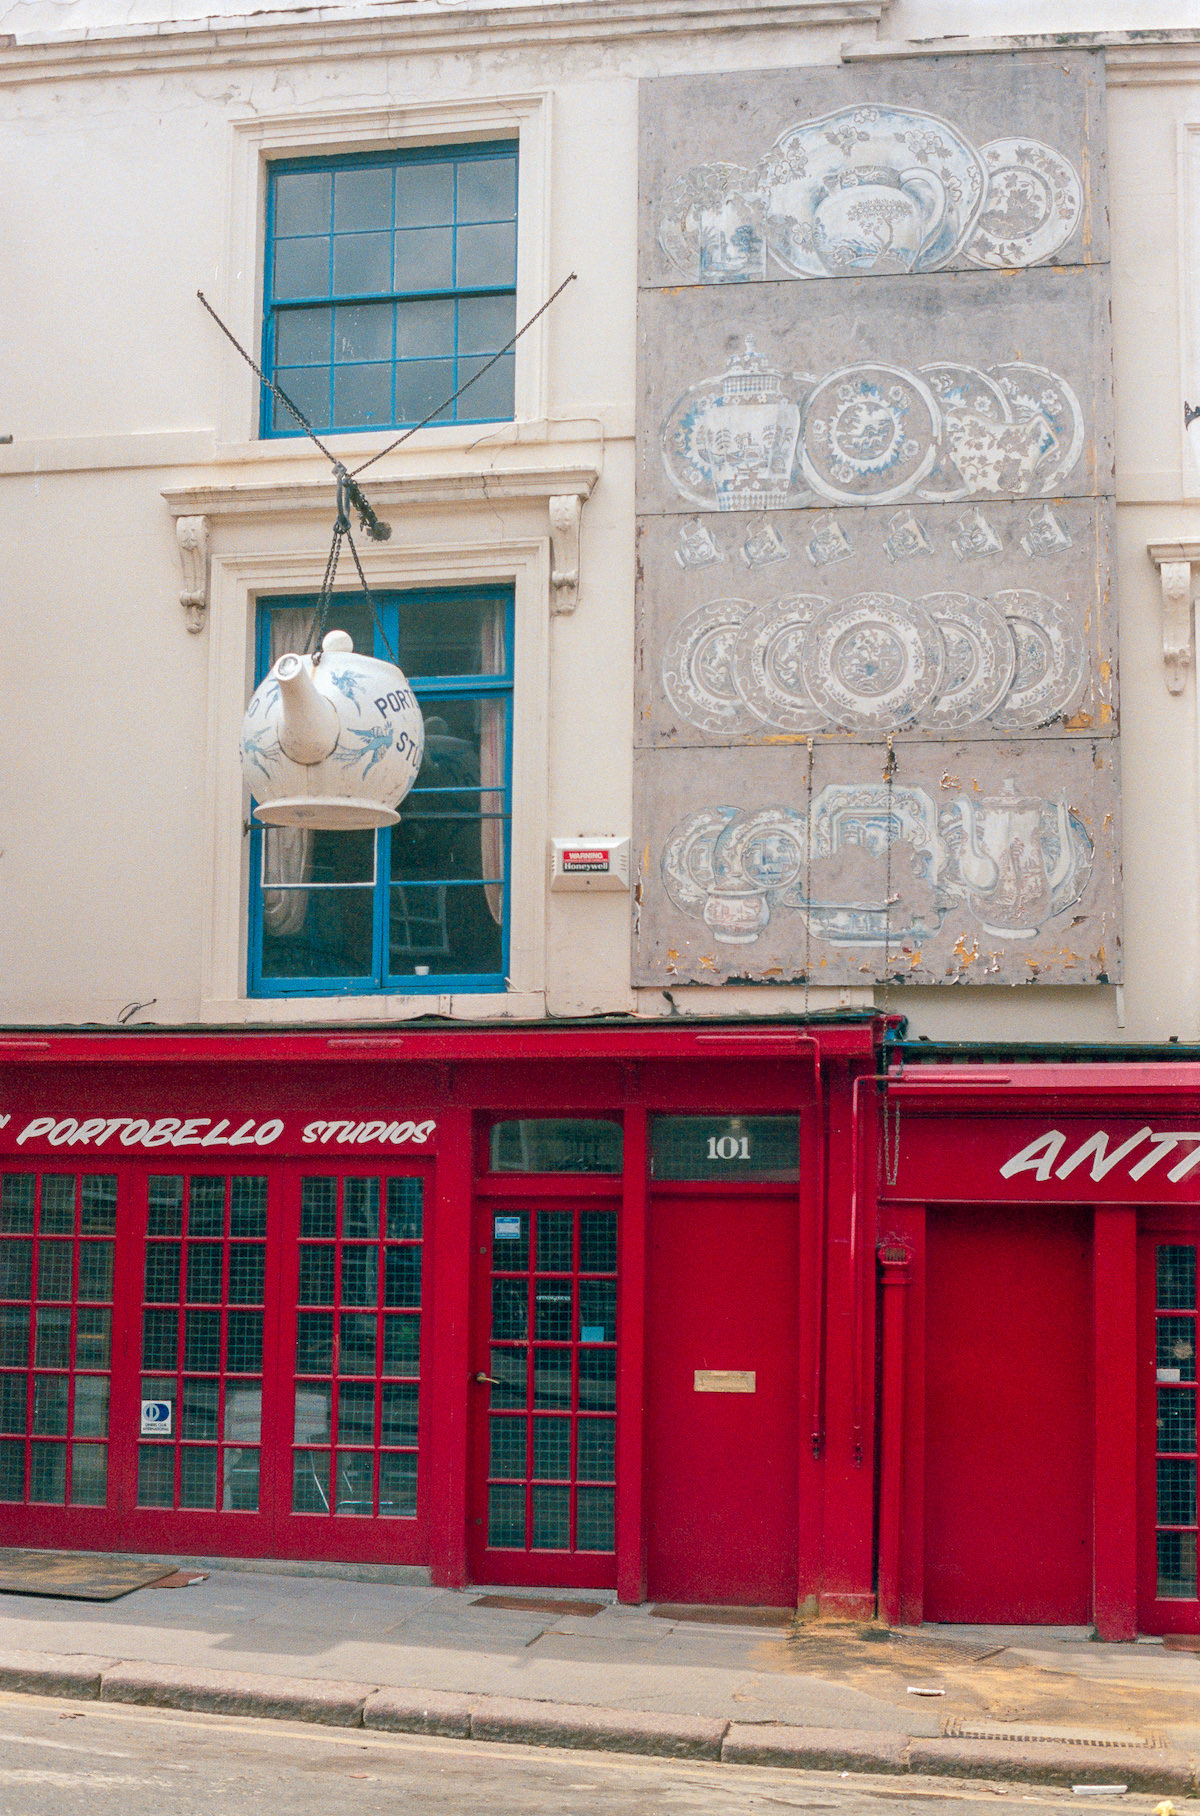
468, 1198, 619, 1587
645, 1192, 798, 1607
923, 1204, 1093, 1624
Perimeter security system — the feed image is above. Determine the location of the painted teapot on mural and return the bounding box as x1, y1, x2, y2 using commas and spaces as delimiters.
811, 162, 948, 276
946, 781, 1090, 938
240, 629, 425, 830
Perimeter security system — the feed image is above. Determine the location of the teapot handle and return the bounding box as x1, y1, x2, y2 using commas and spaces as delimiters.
899, 166, 948, 263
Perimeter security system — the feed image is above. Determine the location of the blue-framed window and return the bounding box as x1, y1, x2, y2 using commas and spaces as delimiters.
249, 588, 513, 996
262, 142, 518, 438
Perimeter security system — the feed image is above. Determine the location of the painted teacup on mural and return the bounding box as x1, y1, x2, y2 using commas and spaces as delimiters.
811, 163, 948, 276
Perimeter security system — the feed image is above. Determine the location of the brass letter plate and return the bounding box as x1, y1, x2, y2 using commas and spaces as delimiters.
694, 1369, 756, 1393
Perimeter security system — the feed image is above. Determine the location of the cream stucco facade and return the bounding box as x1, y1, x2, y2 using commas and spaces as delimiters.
3, 0, 1200, 1042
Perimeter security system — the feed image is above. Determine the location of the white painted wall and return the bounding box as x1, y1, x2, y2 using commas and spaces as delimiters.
2, 0, 1199, 1042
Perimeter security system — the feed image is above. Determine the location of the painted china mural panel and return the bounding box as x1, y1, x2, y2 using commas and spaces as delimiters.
633, 740, 1120, 988
634, 50, 1118, 988
635, 501, 1115, 745
639, 52, 1106, 289
636, 267, 1112, 519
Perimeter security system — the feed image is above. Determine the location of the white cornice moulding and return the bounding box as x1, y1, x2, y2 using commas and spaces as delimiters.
1148, 542, 1200, 695
844, 30, 1200, 84
0, 0, 888, 84
162, 465, 600, 524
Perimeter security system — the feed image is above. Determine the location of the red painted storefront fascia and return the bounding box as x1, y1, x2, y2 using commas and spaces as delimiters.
877, 1060, 1200, 1640
0, 1021, 885, 1609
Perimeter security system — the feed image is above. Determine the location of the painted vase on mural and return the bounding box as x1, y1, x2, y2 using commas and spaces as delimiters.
690, 341, 802, 511
812, 164, 948, 276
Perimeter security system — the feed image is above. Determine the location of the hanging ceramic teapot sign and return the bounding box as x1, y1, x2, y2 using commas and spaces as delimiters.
240, 629, 425, 829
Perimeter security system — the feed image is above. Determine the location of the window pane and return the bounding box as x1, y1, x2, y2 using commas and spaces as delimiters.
488, 1482, 524, 1547
336, 1450, 374, 1515
295, 1383, 331, 1444
181, 1378, 219, 1440
40, 1177, 76, 1232
333, 165, 392, 232
0, 1308, 29, 1368
395, 160, 454, 228
531, 1483, 570, 1550
455, 221, 516, 288
0, 1242, 32, 1300
0, 1441, 23, 1500
395, 296, 454, 360
576, 1485, 615, 1552
148, 1177, 184, 1237
333, 232, 392, 297
78, 1242, 113, 1303
80, 1177, 117, 1234
224, 1448, 259, 1511
32, 1374, 68, 1435
381, 1382, 418, 1445
338, 1380, 375, 1446
276, 306, 332, 367
275, 169, 332, 238
260, 882, 374, 979
37, 1242, 72, 1301
293, 1449, 329, 1512
341, 1245, 379, 1306
343, 1178, 379, 1239
384, 1246, 421, 1308
180, 1446, 218, 1509
379, 1451, 417, 1517
457, 293, 516, 358
189, 1177, 226, 1236
137, 1444, 175, 1508
393, 226, 453, 293
71, 1445, 107, 1507
0, 1177, 35, 1234
73, 1376, 109, 1439
335, 302, 392, 363
576, 1418, 616, 1483
0, 1374, 26, 1433
299, 1246, 335, 1306
489, 1416, 525, 1479
35, 1309, 71, 1369
385, 1178, 423, 1241
383, 1313, 420, 1375
394, 359, 455, 426
456, 156, 516, 223
1159, 1247, 1197, 1310
145, 1244, 180, 1304
274, 237, 330, 301
29, 1442, 66, 1504
301, 1179, 338, 1239
457, 352, 514, 423
272, 367, 331, 434
227, 1311, 263, 1374
340, 1314, 376, 1376
532, 1417, 570, 1481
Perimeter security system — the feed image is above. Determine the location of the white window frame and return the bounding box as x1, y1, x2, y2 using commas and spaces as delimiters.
197, 532, 551, 1024
216, 93, 552, 450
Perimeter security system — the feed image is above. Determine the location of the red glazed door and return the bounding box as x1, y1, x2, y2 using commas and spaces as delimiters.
645, 1193, 798, 1607
923, 1204, 1093, 1624
469, 1198, 618, 1587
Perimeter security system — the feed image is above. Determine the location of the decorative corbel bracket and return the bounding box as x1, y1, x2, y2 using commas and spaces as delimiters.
549, 490, 588, 614
1149, 542, 1200, 694
176, 515, 210, 633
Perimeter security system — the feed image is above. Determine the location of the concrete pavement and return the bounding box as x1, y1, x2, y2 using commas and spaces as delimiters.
0, 1559, 1196, 1791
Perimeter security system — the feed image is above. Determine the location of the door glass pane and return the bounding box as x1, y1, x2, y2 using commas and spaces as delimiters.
649, 1115, 800, 1182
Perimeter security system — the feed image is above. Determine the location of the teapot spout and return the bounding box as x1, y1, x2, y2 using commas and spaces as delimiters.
272, 652, 340, 765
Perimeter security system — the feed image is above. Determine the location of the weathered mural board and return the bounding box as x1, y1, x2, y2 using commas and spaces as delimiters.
633, 50, 1120, 988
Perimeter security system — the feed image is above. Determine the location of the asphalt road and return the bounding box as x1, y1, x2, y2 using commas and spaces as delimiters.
0, 1693, 1181, 1816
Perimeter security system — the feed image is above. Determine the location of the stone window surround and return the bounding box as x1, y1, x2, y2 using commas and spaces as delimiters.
217, 94, 552, 449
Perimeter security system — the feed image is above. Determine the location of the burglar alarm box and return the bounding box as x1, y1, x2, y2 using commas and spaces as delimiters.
549, 838, 631, 891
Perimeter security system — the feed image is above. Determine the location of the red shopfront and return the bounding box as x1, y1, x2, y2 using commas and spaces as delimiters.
876, 1060, 1200, 1641
0, 1021, 883, 1608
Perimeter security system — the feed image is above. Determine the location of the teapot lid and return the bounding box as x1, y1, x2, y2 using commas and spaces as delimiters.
322, 629, 354, 654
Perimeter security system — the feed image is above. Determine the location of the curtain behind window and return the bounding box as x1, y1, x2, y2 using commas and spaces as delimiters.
261, 605, 320, 937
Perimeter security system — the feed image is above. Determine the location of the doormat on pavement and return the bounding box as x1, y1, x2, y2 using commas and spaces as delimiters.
0, 1549, 178, 1601
471, 1595, 607, 1617
651, 1604, 795, 1627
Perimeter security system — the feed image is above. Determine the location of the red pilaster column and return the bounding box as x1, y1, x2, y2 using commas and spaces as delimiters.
1093, 1204, 1138, 1640
876, 1235, 913, 1628
816, 1060, 878, 1621
428, 1103, 474, 1588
